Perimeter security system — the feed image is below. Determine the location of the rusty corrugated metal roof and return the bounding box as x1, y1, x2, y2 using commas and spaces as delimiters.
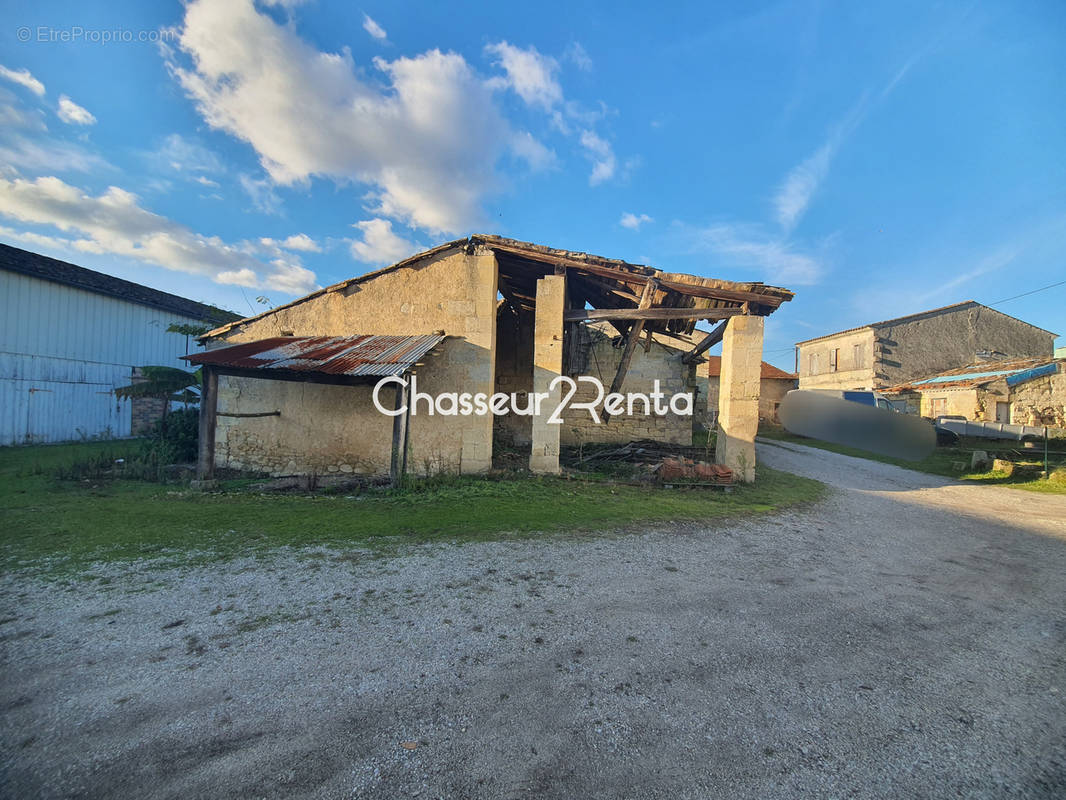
183, 334, 446, 377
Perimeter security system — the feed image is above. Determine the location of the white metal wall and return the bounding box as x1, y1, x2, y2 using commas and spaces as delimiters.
0, 270, 221, 445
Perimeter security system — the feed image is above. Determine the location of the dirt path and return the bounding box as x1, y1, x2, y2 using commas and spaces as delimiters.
2, 447, 1065, 798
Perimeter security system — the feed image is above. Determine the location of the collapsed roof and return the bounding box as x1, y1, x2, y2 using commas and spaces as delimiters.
884, 357, 1063, 392
202, 234, 794, 344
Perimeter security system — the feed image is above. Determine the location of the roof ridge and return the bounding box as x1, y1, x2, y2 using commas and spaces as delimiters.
0, 242, 240, 324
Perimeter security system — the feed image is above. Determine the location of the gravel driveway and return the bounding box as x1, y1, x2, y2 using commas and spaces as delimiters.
2, 443, 1065, 799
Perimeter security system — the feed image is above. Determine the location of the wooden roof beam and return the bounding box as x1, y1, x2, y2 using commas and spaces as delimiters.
681, 319, 729, 364
564, 307, 744, 323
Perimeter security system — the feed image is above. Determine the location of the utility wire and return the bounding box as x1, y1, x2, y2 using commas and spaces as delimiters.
988, 279, 1066, 306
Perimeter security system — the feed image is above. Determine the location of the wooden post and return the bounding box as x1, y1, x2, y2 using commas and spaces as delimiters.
390, 379, 409, 488
197, 365, 218, 480
604, 279, 658, 422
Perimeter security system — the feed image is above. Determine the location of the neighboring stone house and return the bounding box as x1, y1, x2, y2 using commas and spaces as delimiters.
189, 235, 794, 482
883, 357, 1066, 428
0, 243, 238, 445
796, 301, 1054, 391
699, 357, 796, 424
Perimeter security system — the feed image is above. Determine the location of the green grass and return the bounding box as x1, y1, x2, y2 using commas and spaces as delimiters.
0, 440, 825, 577
758, 426, 1066, 494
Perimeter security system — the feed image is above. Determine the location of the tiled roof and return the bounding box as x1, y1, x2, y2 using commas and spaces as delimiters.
705, 355, 796, 380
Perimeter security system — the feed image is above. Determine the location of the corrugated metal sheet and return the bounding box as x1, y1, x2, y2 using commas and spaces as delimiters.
1005, 362, 1058, 387
888, 357, 1062, 393
914, 368, 1019, 386
185, 335, 447, 378
1, 270, 217, 445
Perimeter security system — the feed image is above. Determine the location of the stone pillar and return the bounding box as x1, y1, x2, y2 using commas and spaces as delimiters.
459, 250, 498, 473
530, 274, 566, 473
714, 315, 764, 482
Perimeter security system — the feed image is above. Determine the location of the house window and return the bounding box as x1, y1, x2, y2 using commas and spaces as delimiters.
930, 397, 947, 418
829, 348, 839, 372
853, 343, 863, 369
809, 353, 818, 375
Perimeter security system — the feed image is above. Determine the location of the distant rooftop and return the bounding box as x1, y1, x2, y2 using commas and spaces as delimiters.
795, 300, 1056, 346
885, 356, 1062, 392
705, 355, 796, 381
0, 243, 240, 325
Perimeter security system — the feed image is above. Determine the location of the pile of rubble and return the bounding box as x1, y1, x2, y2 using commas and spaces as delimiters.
563, 439, 735, 487
657, 457, 735, 486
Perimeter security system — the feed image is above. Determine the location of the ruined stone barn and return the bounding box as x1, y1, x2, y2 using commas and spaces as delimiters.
187, 236, 794, 482
883, 357, 1066, 427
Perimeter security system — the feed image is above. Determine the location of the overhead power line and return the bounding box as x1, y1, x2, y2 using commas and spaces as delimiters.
989, 279, 1066, 306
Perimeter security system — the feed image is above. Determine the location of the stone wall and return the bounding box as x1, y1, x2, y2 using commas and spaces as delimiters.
798, 328, 875, 390
705, 375, 794, 422
131, 396, 166, 435
1006, 364, 1066, 428
875, 305, 1053, 386
209, 248, 498, 476
760, 377, 795, 421
917, 388, 980, 420
128, 367, 168, 435
559, 325, 695, 446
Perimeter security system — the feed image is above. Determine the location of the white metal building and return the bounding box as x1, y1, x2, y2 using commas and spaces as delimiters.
0, 244, 239, 445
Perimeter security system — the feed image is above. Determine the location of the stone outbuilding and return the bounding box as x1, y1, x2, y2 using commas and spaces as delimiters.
883, 357, 1066, 428
699, 356, 796, 425
187, 235, 794, 482
796, 301, 1054, 391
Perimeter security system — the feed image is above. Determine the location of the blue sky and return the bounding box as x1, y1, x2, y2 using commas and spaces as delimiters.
1, 0, 1063, 370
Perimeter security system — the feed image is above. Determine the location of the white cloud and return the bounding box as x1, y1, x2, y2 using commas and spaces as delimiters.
0, 175, 318, 295
0, 224, 72, 252
687, 222, 824, 286
167, 0, 520, 235
349, 218, 418, 264
265, 258, 317, 294
154, 133, 223, 175
565, 42, 592, 72
362, 14, 387, 40
485, 42, 562, 110
239, 173, 283, 215
56, 95, 96, 126
0, 88, 104, 175
0, 65, 45, 97
773, 95, 867, 232
580, 130, 616, 185
509, 131, 556, 171
274, 233, 321, 252
620, 212, 652, 230
195, 175, 219, 187
0, 88, 46, 131
0, 136, 106, 174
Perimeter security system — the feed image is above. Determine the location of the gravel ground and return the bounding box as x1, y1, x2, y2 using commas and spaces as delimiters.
2, 442, 1065, 799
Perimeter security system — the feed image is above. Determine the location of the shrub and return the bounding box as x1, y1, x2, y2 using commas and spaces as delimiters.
144, 408, 199, 463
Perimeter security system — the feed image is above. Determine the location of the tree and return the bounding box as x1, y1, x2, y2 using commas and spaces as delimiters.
115, 365, 203, 423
